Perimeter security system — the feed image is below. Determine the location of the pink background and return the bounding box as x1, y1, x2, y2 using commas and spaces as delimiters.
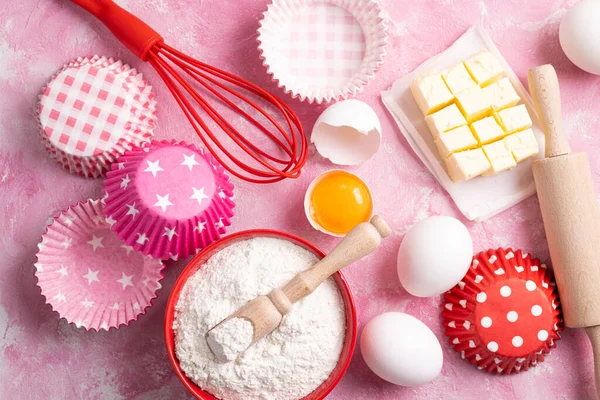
0, 0, 598, 399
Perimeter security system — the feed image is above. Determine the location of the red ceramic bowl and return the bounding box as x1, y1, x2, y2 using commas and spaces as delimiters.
164, 229, 357, 400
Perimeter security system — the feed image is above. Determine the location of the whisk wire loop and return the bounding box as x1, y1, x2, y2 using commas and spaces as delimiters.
147, 44, 307, 183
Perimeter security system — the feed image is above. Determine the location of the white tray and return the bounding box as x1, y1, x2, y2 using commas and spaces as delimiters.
381, 22, 545, 221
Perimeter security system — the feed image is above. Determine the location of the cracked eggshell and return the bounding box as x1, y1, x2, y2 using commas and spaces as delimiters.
311, 99, 382, 165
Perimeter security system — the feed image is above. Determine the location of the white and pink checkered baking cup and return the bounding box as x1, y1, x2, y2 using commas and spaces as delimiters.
37, 56, 157, 178
35, 199, 164, 331
258, 0, 388, 104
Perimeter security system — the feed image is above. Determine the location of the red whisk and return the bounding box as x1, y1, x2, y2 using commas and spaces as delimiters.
71, 0, 308, 184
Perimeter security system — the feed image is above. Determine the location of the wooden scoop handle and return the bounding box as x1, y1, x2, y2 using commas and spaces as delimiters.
528, 65, 571, 157
269, 215, 391, 313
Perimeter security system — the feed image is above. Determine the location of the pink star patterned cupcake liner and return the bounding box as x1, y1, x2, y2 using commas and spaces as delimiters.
441, 248, 563, 375
35, 198, 165, 331
103, 140, 235, 260
257, 0, 388, 104
37, 55, 157, 178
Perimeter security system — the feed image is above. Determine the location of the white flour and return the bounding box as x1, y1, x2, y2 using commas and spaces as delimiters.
173, 237, 346, 400
207, 317, 254, 363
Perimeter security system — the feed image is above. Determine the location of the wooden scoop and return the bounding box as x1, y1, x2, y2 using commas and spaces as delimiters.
529, 64, 600, 395
207, 215, 391, 362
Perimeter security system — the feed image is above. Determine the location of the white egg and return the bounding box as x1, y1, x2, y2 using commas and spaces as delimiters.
360, 312, 443, 386
311, 99, 381, 165
397, 216, 472, 297
559, 0, 600, 75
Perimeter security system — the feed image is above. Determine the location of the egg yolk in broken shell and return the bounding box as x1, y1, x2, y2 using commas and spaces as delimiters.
309, 170, 373, 235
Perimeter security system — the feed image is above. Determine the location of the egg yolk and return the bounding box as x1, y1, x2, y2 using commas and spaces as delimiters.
310, 171, 373, 235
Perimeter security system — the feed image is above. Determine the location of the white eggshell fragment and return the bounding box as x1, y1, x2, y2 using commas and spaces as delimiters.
397, 216, 473, 297
311, 99, 382, 165
361, 312, 443, 386
559, 0, 600, 75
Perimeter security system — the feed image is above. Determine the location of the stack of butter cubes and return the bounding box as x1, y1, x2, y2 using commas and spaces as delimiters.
411, 50, 539, 182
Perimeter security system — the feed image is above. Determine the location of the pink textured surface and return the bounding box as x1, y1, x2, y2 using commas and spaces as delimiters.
0, 0, 598, 399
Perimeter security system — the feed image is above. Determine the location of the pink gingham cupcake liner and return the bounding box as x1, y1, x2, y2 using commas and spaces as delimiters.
103, 140, 235, 260
35, 199, 164, 331
257, 0, 388, 104
37, 55, 157, 178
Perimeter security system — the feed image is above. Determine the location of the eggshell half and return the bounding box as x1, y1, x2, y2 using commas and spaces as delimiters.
397, 216, 473, 297
361, 312, 443, 386
311, 99, 382, 165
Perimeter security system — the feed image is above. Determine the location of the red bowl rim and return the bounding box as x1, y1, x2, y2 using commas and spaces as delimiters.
164, 229, 358, 400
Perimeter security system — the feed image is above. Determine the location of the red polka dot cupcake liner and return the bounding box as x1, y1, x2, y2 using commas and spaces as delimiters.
34, 198, 164, 331
102, 140, 235, 260
37, 55, 157, 178
442, 248, 563, 375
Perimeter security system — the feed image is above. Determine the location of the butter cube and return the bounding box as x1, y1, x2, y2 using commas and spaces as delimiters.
482, 139, 517, 175
470, 116, 505, 144
445, 148, 491, 182
442, 63, 476, 94
464, 50, 504, 86
411, 72, 454, 115
455, 86, 491, 122
425, 104, 467, 138
497, 104, 533, 134
436, 125, 478, 158
505, 128, 539, 162
483, 77, 520, 111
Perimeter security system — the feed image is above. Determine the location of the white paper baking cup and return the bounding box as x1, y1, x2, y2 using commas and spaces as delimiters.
258, 0, 388, 104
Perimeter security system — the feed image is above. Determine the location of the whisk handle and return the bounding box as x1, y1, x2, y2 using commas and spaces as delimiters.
71, 0, 163, 61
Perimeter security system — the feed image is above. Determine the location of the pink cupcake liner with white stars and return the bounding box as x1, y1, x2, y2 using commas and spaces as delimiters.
37, 55, 157, 178
35, 198, 164, 331
103, 140, 235, 260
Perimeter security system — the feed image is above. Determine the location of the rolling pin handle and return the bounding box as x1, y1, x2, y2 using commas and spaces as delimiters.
528, 65, 571, 158
586, 326, 600, 399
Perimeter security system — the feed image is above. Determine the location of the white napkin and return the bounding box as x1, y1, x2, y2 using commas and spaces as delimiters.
381, 22, 545, 221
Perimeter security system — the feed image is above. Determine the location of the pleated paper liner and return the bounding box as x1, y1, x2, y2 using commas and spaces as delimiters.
103, 140, 235, 260
37, 55, 157, 178
442, 248, 563, 374
257, 0, 388, 104
34, 199, 164, 331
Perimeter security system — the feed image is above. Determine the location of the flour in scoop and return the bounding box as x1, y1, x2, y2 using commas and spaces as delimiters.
207, 317, 254, 363
173, 237, 346, 400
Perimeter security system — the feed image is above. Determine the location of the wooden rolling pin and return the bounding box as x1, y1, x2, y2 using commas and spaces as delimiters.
529, 64, 600, 394
207, 215, 391, 362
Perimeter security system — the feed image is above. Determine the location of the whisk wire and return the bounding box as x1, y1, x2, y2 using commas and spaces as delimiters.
148, 54, 266, 181
148, 50, 305, 183
150, 52, 294, 181
155, 44, 307, 174
148, 43, 308, 183
156, 45, 295, 165
158, 44, 298, 133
